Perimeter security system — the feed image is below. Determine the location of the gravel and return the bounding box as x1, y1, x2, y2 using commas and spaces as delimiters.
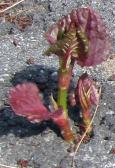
0, 0, 115, 168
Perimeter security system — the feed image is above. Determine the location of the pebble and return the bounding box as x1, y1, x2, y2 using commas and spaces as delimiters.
0, 74, 10, 77
51, 71, 58, 82
112, 10, 115, 16
103, 102, 107, 106
0, 78, 4, 82
106, 110, 115, 115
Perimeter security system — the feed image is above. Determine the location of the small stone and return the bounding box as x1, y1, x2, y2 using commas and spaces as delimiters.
103, 103, 107, 106
51, 71, 58, 82
112, 10, 115, 16
0, 78, 4, 82
39, 69, 45, 74
1, 74, 10, 77
106, 110, 114, 115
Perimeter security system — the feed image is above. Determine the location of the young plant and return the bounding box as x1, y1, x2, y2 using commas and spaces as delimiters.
9, 7, 111, 142
75, 73, 99, 135
9, 83, 75, 141
45, 7, 111, 122
45, 7, 111, 138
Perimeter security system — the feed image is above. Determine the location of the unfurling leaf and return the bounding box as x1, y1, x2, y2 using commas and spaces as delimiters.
75, 73, 99, 134
76, 73, 99, 110
45, 7, 111, 67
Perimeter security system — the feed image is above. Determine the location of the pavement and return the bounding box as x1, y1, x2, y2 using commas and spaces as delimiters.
0, 0, 115, 167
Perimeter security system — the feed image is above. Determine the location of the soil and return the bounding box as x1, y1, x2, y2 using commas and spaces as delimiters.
0, 0, 115, 168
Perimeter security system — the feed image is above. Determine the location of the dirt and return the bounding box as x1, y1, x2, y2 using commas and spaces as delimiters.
0, 0, 114, 168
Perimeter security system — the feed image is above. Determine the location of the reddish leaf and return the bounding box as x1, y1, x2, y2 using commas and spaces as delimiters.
76, 73, 99, 110
9, 83, 75, 141
9, 83, 63, 122
9, 83, 51, 122
45, 7, 111, 67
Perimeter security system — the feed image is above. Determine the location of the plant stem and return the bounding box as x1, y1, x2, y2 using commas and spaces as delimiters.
53, 116, 75, 142
57, 67, 72, 118
58, 88, 68, 117
71, 86, 102, 167
57, 65, 75, 141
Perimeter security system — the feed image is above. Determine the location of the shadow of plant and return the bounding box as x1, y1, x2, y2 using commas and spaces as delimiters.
0, 64, 81, 138
0, 106, 47, 137
11, 65, 58, 105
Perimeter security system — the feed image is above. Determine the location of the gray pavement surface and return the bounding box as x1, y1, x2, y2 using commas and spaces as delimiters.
0, 0, 115, 167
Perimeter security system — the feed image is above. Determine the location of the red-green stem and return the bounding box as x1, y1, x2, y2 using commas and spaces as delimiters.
57, 67, 72, 118
57, 64, 75, 141
53, 116, 75, 142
